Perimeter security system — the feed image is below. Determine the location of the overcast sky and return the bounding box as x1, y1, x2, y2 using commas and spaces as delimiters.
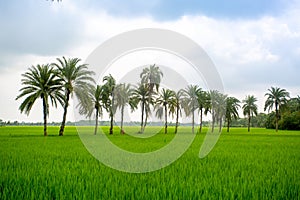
0, 0, 299, 123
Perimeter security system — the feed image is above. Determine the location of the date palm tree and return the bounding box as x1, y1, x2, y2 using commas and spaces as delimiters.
196, 89, 210, 133
16, 64, 64, 136
53, 57, 95, 136
182, 85, 200, 134
264, 87, 290, 132
131, 83, 152, 133
102, 74, 116, 135
140, 64, 163, 129
169, 90, 184, 134
77, 85, 104, 135
155, 88, 175, 134
115, 83, 134, 134
242, 95, 258, 132
225, 97, 240, 132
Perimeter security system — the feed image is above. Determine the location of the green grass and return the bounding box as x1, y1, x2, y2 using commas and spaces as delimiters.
0, 126, 299, 199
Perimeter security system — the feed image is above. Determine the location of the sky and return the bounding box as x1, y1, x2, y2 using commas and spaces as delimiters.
0, 0, 299, 123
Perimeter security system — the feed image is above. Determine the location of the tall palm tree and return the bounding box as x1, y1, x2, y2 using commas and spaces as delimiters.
196, 89, 211, 133
182, 85, 200, 134
140, 64, 163, 129
225, 97, 240, 132
155, 88, 175, 134
264, 87, 290, 132
77, 85, 104, 135
242, 95, 258, 132
131, 83, 152, 133
115, 83, 134, 134
209, 90, 227, 133
102, 74, 116, 135
169, 90, 183, 134
53, 56, 95, 136
16, 64, 64, 136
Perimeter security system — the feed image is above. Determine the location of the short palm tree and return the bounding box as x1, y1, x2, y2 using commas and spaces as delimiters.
53, 57, 95, 136
182, 85, 200, 134
264, 87, 290, 132
225, 97, 240, 132
242, 95, 258, 132
155, 88, 175, 134
115, 83, 134, 134
16, 64, 64, 136
102, 74, 116, 135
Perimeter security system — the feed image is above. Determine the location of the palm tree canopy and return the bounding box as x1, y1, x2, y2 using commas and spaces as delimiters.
16, 64, 64, 115
242, 95, 258, 117
182, 85, 200, 116
155, 88, 175, 119
53, 56, 95, 97
226, 96, 240, 121
140, 64, 163, 93
115, 83, 134, 110
264, 86, 290, 112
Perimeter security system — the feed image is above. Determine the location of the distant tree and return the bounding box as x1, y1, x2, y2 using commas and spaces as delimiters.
225, 97, 240, 132
53, 57, 95, 136
115, 83, 134, 134
155, 88, 175, 134
16, 64, 64, 136
102, 74, 116, 135
264, 87, 290, 132
242, 95, 258, 132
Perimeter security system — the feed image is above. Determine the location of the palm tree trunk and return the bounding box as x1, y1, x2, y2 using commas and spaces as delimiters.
143, 107, 148, 132
164, 104, 168, 134
94, 107, 99, 135
140, 101, 145, 133
227, 119, 230, 133
275, 103, 278, 132
192, 107, 195, 134
42, 96, 47, 137
175, 105, 179, 134
109, 93, 115, 135
248, 115, 251, 132
120, 105, 124, 134
219, 117, 222, 133
59, 89, 70, 136
212, 111, 215, 133
199, 109, 203, 133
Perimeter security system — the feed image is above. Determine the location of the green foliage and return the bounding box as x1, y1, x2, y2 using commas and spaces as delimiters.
0, 126, 299, 199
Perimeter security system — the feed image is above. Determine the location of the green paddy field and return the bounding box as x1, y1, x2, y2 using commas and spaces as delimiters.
0, 126, 299, 199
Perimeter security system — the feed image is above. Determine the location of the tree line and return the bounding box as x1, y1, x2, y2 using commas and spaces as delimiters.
16, 57, 300, 136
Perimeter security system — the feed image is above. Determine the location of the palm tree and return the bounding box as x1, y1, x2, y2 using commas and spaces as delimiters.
196, 90, 210, 133
182, 85, 200, 134
169, 90, 183, 134
53, 56, 95, 136
131, 83, 152, 133
155, 88, 175, 134
264, 87, 290, 132
77, 85, 104, 135
242, 95, 258, 132
209, 90, 227, 133
115, 83, 134, 134
225, 97, 240, 132
16, 64, 64, 136
102, 74, 116, 135
140, 64, 163, 129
